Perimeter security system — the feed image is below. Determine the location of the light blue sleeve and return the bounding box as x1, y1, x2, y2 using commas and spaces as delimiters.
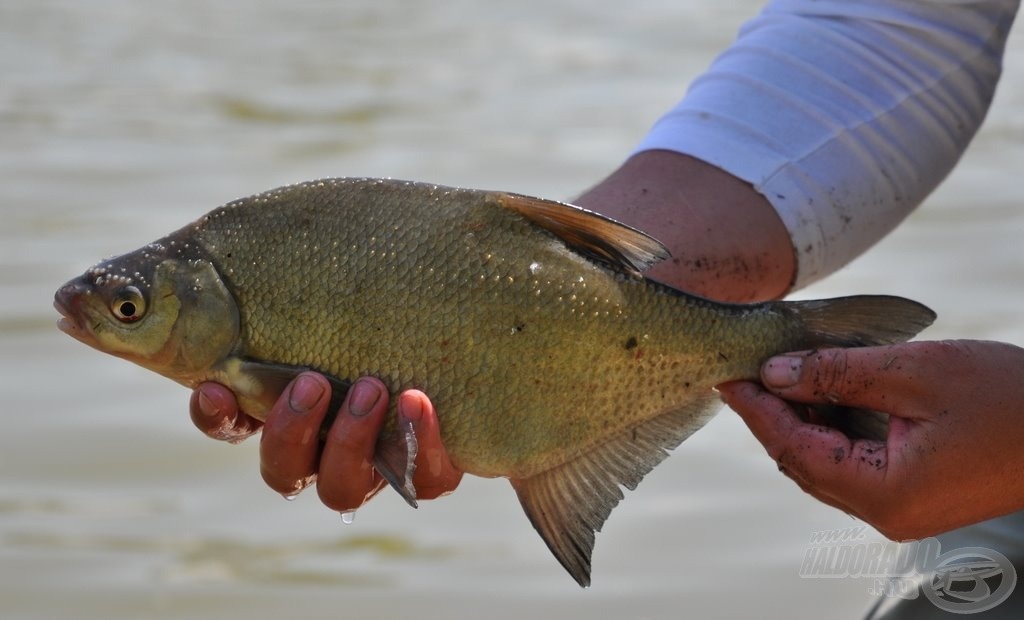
635, 0, 1019, 289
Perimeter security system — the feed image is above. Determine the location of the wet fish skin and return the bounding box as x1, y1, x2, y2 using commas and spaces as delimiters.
54, 177, 935, 586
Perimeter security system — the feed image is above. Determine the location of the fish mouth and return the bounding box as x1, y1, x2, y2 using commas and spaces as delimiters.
54, 302, 77, 335
53, 280, 90, 339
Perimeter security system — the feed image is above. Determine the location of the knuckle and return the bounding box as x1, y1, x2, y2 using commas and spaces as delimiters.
925, 339, 973, 358
808, 349, 850, 403
764, 440, 789, 465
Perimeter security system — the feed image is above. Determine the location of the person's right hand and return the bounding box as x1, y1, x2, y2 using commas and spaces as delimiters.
189, 373, 463, 512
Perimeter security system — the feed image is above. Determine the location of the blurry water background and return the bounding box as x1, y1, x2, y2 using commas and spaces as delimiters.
2, 1, 1022, 618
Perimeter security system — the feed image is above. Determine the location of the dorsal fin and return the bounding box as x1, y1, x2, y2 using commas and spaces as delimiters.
496, 193, 670, 274
509, 394, 720, 587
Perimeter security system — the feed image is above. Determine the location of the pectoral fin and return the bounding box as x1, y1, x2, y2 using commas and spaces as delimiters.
373, 423, 420, 508
238, 359, 420, 507
235, 359, 352, 428
510, 395, 720, 587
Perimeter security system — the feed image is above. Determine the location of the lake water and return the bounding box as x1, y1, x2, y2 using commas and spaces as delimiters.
2, 1, 1023, 618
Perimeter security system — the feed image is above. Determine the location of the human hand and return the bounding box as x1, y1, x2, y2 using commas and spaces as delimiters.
718, 340, 1024, 540
189, 373, 463, 511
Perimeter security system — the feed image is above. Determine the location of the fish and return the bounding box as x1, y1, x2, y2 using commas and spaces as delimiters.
54, 177, 935, 586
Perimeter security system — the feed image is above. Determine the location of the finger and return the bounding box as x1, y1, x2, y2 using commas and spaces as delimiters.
190, 382, 263, 443
259, 372, 331, 497
316, 377, 389, 512
398, 390, 463, 500
760, 346, 929, 415
719, 380, 886, 512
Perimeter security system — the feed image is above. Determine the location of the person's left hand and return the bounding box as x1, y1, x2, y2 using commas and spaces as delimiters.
718, 339, 1024, 540
190, 373, 463, 511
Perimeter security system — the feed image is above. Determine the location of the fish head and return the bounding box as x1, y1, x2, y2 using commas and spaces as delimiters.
54, 239, 240, 386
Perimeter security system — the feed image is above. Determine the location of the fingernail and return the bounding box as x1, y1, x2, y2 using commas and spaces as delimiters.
763, 355, 802, 388
198, 390, 221, 418
288, 374, 325, 413
399, 392, 423, 424
349, 379, 382, 417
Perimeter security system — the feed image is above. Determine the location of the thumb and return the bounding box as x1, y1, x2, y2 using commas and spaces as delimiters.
760, 346, 921, 414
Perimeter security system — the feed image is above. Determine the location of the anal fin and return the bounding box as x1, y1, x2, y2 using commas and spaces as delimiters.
510, 395, 719, 587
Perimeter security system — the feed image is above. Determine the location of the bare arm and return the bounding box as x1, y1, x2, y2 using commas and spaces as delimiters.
575, 150, 795, 302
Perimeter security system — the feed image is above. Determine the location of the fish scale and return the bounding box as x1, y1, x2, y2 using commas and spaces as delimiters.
54, 177, 936, 586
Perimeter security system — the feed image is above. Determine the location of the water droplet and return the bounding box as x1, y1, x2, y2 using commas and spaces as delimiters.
340, 510, 356, 524
529, 261, 540, 275
282, 493, 299, 502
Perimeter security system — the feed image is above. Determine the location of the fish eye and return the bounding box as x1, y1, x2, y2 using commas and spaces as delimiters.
111, 286, 146, 323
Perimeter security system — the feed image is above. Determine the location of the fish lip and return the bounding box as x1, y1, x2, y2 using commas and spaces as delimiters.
54, 300, 77, 334
53, 280, 89, 336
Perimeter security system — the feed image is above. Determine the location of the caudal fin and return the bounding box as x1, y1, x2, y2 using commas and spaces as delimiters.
788, 295, 936, 349
785, 295, 935, 441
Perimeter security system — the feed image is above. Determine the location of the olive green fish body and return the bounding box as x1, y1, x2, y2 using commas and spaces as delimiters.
55, 178, 935, 586
190, 180, 792, 478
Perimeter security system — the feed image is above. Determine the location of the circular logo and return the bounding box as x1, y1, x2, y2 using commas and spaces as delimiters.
922, 547, 1017, 614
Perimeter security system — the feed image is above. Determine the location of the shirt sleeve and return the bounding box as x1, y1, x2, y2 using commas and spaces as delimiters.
635, 0, 1019, 289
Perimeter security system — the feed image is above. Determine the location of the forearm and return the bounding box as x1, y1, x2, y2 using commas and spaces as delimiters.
575, 150, 795, 303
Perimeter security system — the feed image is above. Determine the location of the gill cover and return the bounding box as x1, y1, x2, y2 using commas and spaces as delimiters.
152, 258, 240, 377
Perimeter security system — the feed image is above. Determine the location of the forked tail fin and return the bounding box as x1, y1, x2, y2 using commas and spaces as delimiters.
784, 294, 935, 442
787, 294, 936, 348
